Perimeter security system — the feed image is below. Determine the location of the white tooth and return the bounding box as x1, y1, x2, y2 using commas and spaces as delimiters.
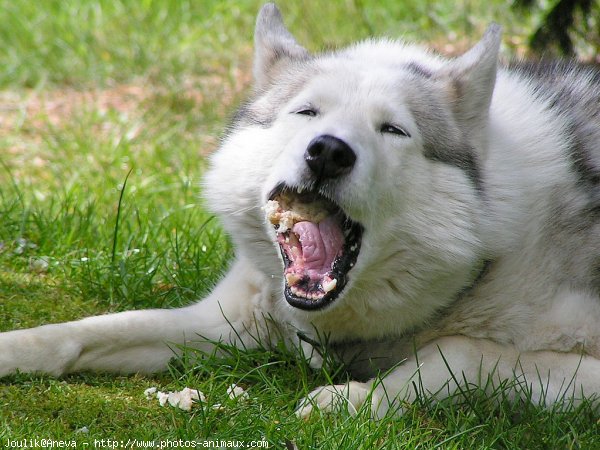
290, 285, 307, 298
322, 278, 337, 293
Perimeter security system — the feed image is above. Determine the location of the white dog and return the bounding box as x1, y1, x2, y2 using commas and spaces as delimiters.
2, 3, 600, 419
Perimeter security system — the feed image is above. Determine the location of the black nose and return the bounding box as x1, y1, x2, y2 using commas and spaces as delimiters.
304, 135, 356, 180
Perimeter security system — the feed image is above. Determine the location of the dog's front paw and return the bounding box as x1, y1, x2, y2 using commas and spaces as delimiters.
295, 381, 372, 418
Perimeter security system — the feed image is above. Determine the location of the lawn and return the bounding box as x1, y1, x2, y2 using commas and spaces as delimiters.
1, 0, 598, 448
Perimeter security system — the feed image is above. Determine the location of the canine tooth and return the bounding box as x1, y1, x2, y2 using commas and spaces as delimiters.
322, 278, 337, 293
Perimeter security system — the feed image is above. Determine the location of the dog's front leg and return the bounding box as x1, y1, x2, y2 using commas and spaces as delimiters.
297, 335, 600, 419
295, 336, 490, 418
0, 257, 276, 377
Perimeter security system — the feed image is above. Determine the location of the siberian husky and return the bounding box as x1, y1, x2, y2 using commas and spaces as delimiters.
2, 3, 600, 418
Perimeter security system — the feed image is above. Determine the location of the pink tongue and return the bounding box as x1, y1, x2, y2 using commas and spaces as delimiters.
292, 216, 344, 281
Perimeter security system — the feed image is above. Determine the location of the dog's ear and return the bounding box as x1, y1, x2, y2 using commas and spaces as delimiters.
254, 3, 309, 90
440, 24, 502, 133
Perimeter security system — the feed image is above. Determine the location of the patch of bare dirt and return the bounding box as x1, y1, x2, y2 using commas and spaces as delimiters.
0, 58, 254, 163
0, 84, 148, 134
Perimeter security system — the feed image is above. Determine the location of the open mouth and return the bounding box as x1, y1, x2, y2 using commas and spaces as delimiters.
265, 184, 363, 310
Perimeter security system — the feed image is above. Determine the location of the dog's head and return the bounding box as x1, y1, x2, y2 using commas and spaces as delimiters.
205, 4, 500, 329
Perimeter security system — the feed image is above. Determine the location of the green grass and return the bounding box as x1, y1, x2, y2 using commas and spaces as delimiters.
0, 0, 598, 448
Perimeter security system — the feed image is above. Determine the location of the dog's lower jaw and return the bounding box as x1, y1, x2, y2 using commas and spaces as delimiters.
266, 185, 364, 311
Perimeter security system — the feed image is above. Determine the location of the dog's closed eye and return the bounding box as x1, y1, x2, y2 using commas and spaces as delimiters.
380, 123, 410, 137
294, 107, 318, 117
